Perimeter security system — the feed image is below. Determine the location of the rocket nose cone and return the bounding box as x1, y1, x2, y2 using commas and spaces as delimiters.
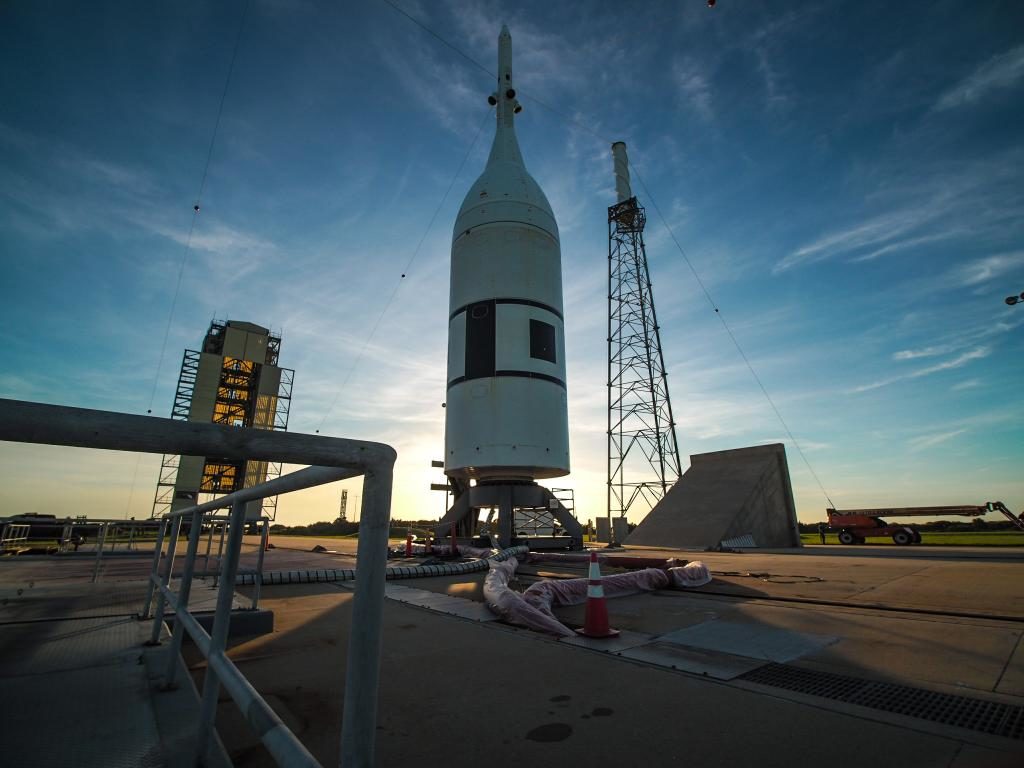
500, 24, 510, 37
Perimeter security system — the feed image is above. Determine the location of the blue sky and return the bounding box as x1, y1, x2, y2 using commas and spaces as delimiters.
1, 0, 1022, 525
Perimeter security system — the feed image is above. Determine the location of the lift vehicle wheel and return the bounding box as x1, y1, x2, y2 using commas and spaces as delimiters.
838, 530, 855, 545
892, 530, 912, 545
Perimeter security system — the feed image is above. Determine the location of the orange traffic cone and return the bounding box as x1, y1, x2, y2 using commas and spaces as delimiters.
576, 551, 620, 638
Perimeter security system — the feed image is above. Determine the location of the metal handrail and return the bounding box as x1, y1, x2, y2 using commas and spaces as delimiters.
0, 523, 30, 550
0, 398, 396, 768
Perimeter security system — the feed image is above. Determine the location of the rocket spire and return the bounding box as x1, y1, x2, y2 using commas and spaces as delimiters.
486, 25, 524, 168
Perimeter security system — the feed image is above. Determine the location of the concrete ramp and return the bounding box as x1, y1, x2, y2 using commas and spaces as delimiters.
625, 443, 800, 549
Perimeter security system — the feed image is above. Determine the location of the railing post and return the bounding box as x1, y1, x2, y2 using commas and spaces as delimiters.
252, 517, 269, 610
91, 522, 109, 583
340, 466, 393, 768
149, 515, 182, 645
203, 520, 215, 577
213, 521, 227, 584
140, 518, 168, 619
195, 500, 248, 763
162, 508, 206, 687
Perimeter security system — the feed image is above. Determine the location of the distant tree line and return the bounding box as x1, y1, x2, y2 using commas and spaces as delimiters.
273, 517, 1017, 538
797, 518, 1019, 533
269, 518, 444, 538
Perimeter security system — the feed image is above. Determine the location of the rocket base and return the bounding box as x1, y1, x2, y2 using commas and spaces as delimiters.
434, 481, 584, 551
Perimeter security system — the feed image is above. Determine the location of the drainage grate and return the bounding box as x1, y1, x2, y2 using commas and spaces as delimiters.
738, 663, 1023, 741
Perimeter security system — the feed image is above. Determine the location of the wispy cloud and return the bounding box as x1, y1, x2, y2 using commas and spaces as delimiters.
775, 204, 945, 273
754, 48, 789, 111
947, 251, 1024, 287
892, 345, 954, 361
908, 429, 966, 451
848, 232, 961, 263
934, 44, 1024, 111
673, 57, 714, 121
145, 216, 274, 258
951, 379, 981, 392
884, 314, 1022, 376
775, 154, 1024, 274
850, 346, 991, 393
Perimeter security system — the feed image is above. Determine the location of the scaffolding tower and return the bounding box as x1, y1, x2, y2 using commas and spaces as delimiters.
151, 320, 293, 522
607, 142, 682, 534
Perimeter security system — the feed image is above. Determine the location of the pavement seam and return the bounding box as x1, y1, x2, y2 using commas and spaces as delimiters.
843, 563, 935, 600
0, 611, 140, 626
992, 631, 1024, 693
944, 741, 965, 768
648, 586, 1024, 624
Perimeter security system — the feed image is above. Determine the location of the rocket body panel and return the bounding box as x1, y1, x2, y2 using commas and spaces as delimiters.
445, 378, 569, 480
443, 25, 570, 482
449, 224, 562, 314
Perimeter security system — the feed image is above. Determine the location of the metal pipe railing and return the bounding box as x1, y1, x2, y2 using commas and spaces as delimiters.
140, 518, 168, 619
91, 522, 109, 582
0, 523, 30, 551
161, 508, 204, 687
252, 518, 269, 610
149, 514, 182, 646
0, 398, 397, 768
195, 499, 249, 762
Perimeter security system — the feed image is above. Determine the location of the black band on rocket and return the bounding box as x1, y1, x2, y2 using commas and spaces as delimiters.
450, 298, 563, 321
447, 370, 566, 390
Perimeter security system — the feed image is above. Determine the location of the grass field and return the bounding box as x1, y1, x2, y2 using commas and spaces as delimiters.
801, 532, 1024, 547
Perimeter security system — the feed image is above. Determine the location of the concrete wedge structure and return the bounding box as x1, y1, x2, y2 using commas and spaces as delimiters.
625, 443, 801, 549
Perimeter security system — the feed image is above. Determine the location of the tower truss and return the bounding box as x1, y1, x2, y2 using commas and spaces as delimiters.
607, 195, 682, 529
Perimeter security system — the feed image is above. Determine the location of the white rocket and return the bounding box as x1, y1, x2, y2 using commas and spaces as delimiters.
444, 25, 569, 482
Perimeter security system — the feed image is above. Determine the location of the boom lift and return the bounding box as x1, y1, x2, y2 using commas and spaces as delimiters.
826, 501, 1023, 545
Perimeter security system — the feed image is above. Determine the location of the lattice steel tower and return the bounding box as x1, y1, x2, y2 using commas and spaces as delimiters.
607, 142, 682, 530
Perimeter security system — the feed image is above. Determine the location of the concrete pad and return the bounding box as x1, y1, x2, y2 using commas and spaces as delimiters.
6, 538, 1021, 766
1, 664, 165, 768
381, 584, 439, 601
558, 629, 653, 653
949, 744, 1024, 767
379, 583, 499, 621
0, 615, 144, 675
846, 561, 1024, 618
615, 549, 1024, 618
656, 619, 838, 662
203, 585, 974, 767
143, 642, 232, 768
549, 588, 1022, 696
996, 634, 1024, 697
620, 641, 768, 679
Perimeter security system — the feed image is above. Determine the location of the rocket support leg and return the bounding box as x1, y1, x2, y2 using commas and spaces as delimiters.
434, 482, 584, 550
498, 486, 514, 549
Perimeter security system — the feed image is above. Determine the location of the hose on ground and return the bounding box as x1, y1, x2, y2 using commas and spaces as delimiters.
235, 545, 528, 586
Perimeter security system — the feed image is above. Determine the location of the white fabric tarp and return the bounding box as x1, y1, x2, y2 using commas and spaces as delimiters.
483, 558, 711, 636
